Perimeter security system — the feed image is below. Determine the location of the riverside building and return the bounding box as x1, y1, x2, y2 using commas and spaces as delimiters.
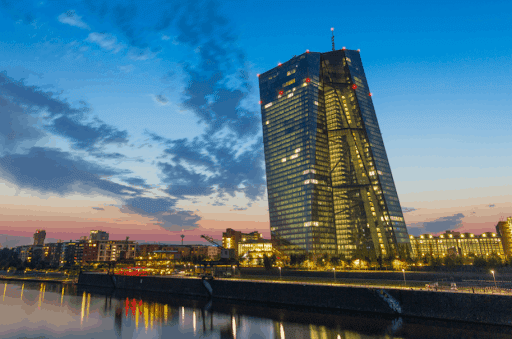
409, 231, 505, 259
259, 49, 411, 259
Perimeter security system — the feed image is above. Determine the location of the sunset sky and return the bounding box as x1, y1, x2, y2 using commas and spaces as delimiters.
1, 0, 511, 247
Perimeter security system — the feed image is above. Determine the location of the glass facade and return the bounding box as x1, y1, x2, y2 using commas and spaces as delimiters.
409, 231, 504, 259
259, 50, 411, 259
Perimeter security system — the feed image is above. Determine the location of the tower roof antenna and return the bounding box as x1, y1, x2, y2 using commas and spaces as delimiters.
331, 27, 335, 51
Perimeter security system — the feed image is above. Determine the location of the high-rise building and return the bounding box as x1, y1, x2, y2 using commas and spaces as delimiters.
222, 228, 263, 256
33, 229, 46, 246
259, 49, 411, 259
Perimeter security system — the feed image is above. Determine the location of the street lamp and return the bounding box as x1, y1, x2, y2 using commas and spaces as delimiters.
333, 268, 336, 283
232, 265, 235, 277
402, 268, 406, 287
491, 270, 497, 288
278, 267, 281, 280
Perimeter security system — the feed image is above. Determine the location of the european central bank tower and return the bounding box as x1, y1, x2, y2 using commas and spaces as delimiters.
259, 49, 411, 260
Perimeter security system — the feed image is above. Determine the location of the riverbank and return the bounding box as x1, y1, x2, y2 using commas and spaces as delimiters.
78, 272, 512, 326
0, 275, 74, 284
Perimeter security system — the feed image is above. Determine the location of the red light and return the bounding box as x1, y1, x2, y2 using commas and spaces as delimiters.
278, 63, 282, 66
259, 100, 262, 104
369, 93, 372, 96
352, 84, 357, 90
305, 78, 310, 83
306, 49, 309, 53
342, 47, 346, 50
279, 90, 284, 95
257, 74, 260, 77
331, 27, 334, 31
357, 49, 360, 52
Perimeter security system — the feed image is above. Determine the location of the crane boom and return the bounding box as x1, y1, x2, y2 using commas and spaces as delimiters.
201, 235, 224, 248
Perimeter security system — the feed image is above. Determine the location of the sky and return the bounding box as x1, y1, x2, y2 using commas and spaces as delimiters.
0, 0, 511, 247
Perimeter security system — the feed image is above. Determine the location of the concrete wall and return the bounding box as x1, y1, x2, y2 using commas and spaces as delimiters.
77, 273, 512, 326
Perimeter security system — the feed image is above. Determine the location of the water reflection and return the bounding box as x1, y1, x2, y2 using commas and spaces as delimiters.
0, 280, 511, 339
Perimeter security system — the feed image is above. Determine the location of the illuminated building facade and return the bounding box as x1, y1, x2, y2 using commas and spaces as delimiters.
496, 217, 512, 258
409, 231, 504, 259
259, 49, 410, 259
33, 229, 46, 246
222, 228, 263, 256
238, 240, 273, 265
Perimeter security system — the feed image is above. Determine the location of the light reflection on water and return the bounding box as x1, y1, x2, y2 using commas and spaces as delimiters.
0, 280, 511, 339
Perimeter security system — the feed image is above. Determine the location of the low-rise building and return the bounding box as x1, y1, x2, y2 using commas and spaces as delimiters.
238, 239, 273, 265
207, 246, 221, 259
409, 231, 504, 259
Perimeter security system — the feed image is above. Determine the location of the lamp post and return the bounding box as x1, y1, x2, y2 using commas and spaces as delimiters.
232, 265, 235, 277
333, 268, 336, 283
402, 268, 406, 287
491, 270, 497, 288
278, 267, 281, 280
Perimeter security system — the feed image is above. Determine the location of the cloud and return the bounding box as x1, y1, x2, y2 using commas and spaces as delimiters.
118, 65, 134, 73
402, 207, 416, 213
0, 71, 129, 152
58, 10, 90, 30
0, 147, 137, 197
155, 134, 266, 200
86, 32, 125, 53
231, 206, 248, 211
154, 94, 169, 105
49, 116, 128, 151
121, 196, 201, 230
128, 47, 159, 61
489, 204, 495, 208
123, 177, 150, 188
75, 1, 266, 202
407, 213, 465, 236
92, 207, 105, 210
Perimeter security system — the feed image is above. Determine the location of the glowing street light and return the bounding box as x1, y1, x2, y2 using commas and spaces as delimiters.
278, 267, 282, 280
402, 268, 406, 287
491, 270, 497, 288
333, 268, 336, 283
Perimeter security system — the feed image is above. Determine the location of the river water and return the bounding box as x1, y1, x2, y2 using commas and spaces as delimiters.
0, 280, 511, 339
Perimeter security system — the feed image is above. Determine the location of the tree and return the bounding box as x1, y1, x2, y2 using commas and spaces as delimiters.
263, 254, 272, 271
429, 256, 442, 269
473, 256, 486, 268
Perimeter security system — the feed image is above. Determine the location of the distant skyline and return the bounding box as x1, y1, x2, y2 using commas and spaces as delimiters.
1, 0, 511, 247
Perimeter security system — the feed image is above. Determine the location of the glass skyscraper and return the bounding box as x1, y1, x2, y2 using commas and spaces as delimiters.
259, 49, 411, 260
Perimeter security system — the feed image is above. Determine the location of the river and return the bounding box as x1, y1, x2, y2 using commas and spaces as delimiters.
0, 280, 511, 339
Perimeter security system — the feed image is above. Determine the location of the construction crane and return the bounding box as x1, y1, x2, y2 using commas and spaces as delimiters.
201, 235, 235, 260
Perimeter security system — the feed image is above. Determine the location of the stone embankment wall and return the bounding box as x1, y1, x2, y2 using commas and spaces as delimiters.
78, 273, 512, 326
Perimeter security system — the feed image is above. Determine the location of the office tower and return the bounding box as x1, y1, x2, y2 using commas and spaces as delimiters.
259, 49, 411, 259
89, 230, 109, 241
33, 229, 46, 246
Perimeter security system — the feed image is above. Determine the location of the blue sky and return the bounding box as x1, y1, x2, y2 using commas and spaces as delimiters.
0, 0, 511, 246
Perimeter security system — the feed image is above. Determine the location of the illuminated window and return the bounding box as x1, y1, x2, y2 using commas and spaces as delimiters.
286, 69, 296, 76
283, 79, 295, 87
265, 102, 273, 108
287, 93, 293, 98
295, 148, 301, 153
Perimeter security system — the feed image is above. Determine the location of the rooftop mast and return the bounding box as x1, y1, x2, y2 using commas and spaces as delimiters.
331, 27, 335, 51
